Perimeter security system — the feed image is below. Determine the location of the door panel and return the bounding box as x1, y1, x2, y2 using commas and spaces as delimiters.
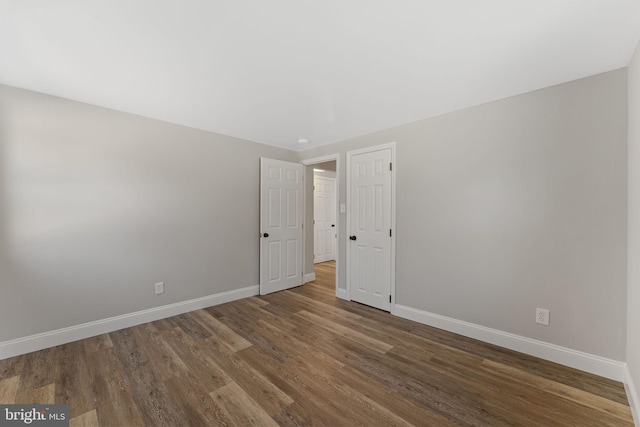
349, 148, 392, 311
268, 241, 280, 281
260, 158, 303, 295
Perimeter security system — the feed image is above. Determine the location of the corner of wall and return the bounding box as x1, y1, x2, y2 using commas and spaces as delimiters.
628, 37, 640, 427
625, 364, 640, 427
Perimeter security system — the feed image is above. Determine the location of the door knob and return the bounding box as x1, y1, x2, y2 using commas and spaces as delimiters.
331, 224, 335, 227
262, 233, 269, 238
350, 235, 357, 241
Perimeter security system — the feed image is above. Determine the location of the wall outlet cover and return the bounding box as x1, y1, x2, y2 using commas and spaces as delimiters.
536, 308, 550, 326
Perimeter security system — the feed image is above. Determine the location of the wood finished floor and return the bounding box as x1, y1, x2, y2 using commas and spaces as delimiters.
0, 261, 633, 426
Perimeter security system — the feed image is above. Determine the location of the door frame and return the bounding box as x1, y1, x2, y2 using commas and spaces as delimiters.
346, 142, 397, 312
301, 154, 341, 297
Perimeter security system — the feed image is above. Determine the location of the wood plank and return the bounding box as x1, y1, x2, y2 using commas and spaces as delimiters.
130, 323, 189, 381
70, 410, 99, 427
0, 376, 20, 404
54, 341, 95, 418
0, 355, 24, 380
254, 319, 345, 371
332, 365, 458, 427
164, 374, 231, 426
14, 383, 55, 405
171, 312, 213, 340
335, 382, 418, 427
83, 334, 113, 354
295, 309, 394, 354
189, 309, 252, 352
86, 348, 145, 427
272, 401, 317, 426
279, 289, 363, 322
209, 382, 279, 427
15, 346, 58, 397
160, 326, 232, 392
201, 336, 294, 416
238, 346, 352, 426
151, 317, 177, 331
239, 345, 406, 427
207, 302, 293, 363
109, 328, 190, 427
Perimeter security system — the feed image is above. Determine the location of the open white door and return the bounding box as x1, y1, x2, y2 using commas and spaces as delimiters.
260, 158, 304, 295
314, 176, 336, 263
348, 146, 392, 311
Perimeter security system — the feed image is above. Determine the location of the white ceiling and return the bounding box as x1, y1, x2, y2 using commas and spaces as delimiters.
1, 1, 640, 151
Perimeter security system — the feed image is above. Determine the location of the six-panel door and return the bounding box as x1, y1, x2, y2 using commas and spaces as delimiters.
260, 158, 303, 295
314, 176, 337, 263
349, 148, 392, 311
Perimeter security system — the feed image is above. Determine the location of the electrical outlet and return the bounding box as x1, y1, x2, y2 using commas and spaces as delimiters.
155, 282, 164, 295
536, 308, 550, 326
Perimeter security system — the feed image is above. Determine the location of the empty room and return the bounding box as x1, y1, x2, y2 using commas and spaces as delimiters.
1, 1, 640, 426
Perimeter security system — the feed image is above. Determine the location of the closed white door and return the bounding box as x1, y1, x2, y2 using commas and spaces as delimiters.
260, 158, 303, 295
348, 148, 392, 311
314, 176, 336, 263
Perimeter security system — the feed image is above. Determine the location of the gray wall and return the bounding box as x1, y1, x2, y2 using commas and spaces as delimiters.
313, 161, 336, 172
299, 68, 628, 360
0, 85, 296, 342
628, 40, 640, 404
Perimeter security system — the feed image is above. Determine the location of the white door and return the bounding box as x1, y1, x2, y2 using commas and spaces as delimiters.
314, 176, 336, 263
348, 147, 392, 311
260, 158, 304, 295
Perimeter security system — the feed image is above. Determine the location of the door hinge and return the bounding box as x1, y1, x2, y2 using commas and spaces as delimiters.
389, 162, 392, 171
389, 295, 392, 303
389, 229, 392, 237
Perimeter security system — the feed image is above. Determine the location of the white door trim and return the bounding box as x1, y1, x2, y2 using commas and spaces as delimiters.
346, 142, 396, 312
301, 154, 341, 297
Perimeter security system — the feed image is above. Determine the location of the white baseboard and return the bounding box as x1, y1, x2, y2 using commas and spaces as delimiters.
395, 304, 626, 382
304, 272, 316, 283
336, 287, 349, 300
625, 365, 640, 427
0, 285, 259, 360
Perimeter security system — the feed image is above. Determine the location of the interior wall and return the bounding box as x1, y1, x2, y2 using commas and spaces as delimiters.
313, 161, 337, 172
627, 39, 640, 408
299, 68, 628, 360
314, 170, 337, 178
0, 84, 296, 342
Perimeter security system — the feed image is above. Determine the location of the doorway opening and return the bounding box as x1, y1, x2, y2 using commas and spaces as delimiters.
302, 154, 340, 297
313, 165, 337, 264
